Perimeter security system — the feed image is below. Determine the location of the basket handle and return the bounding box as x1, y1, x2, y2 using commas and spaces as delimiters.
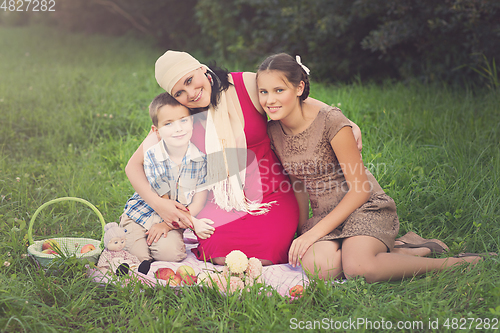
27, 197, 106, 245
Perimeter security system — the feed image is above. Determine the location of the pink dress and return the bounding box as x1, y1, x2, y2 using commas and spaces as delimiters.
190, 72, 299, 264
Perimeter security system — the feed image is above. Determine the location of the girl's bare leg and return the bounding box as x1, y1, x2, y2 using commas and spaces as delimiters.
300, 240, 344, 280
341, 236, 480, 283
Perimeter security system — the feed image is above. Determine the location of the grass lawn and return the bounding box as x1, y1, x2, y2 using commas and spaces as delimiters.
0, 26, 499, 332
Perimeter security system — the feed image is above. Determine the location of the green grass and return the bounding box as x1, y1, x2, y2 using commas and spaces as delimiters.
1, 26, 499, 332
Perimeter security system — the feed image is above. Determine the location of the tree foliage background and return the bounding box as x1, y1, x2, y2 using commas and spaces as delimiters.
2, 0, 499, 85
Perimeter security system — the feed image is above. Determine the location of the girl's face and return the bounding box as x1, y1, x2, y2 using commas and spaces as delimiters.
257, 70, 304, 121
171, 67, 212, 109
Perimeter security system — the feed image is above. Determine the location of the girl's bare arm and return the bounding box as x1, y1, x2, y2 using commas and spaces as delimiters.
289, 174, 310, 229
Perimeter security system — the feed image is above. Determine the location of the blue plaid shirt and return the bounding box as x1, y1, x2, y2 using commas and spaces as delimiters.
124, 140, 207, 230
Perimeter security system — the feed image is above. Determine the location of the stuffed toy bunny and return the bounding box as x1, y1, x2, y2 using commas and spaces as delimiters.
97, 222, 151, 275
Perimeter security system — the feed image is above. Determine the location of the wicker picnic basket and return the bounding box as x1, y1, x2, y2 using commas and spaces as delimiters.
27, 197, 105, 267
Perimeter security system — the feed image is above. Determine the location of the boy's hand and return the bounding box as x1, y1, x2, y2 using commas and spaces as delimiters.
145, 222, 172, 246
191, 217, 215, 240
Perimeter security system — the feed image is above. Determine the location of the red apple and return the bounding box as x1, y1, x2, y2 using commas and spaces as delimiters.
42, 239, 59, 251
81, 244, 96, 254
289, 285, 304, 297
181, 274, 197, 286
42, 249, 57, 255
155, 267, 176, 281
169, 273, 182, 287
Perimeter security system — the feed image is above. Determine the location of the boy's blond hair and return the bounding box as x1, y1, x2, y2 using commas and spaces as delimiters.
149, 92, 185, 127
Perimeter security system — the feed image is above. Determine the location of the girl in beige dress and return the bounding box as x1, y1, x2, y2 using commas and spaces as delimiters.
257, 53, 481, 282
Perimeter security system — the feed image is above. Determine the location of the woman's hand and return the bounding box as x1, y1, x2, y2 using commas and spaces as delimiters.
288, 230, 321, 267
191, 217, 215, 239
154, 198, 193, 229
145, 222, 172, 246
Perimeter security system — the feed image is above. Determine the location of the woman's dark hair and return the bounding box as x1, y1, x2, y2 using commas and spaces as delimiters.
257, 53, 310, 101
189, 61, 231, 115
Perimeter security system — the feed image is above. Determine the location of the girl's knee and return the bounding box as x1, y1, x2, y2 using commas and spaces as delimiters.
300, 255, 319, 276
343, 261, 379, 283
301, 248, 342, 280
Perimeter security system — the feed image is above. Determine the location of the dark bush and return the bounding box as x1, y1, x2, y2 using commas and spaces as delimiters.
4, 0, 498, 85
359, 0, 500, 84
194, 0, 499, 85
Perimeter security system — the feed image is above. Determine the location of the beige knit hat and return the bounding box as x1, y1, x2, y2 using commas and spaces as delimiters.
155, 50, 207, 94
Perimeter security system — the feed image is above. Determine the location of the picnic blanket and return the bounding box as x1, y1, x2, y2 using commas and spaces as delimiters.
88, 230, 309, 296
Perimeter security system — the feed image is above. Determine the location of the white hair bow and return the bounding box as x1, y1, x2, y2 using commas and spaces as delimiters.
296, 55, 310, 75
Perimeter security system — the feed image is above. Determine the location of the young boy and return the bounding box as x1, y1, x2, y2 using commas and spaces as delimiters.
120, 92, 214, 262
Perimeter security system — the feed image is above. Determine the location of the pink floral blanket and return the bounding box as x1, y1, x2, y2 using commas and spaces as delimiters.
88, 232, 309, 296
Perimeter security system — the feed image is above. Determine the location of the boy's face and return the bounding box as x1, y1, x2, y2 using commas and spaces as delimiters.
153, 105, 193, 150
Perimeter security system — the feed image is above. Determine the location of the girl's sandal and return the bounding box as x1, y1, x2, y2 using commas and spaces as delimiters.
394, 231, 449, 254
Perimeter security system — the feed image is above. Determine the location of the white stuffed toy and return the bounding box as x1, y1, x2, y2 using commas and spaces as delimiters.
97, 222, 151, 275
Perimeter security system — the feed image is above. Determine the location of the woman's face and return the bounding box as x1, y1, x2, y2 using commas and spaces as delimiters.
171, 67, 212, 109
